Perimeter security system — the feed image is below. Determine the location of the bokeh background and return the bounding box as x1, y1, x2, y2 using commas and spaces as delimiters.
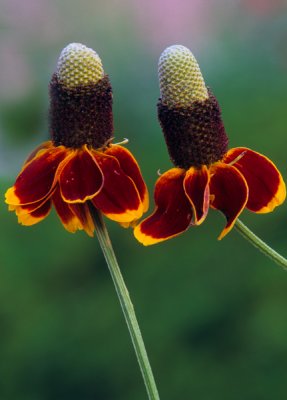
1, 0, 287, 399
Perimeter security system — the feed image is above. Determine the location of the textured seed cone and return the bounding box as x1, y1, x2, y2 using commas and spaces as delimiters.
158, 44, 208, 108
50, 43, 113, 149
57, 43, 104, 88
158, 45, 228, 168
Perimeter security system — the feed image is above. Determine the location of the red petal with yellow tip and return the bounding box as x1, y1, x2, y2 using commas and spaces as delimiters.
105, 145, 149, 212
8, 191, 51, 214
134, 168, 193, 246
16, 199, 52, 226
91, 152, 143, 223
69, 203, 95, 237
52, 186, 83, 233
224, 147, 286, 213
59, 147, 103, 203
183, 165, 210, 225
6, 146, 66, 206
210, 164, 248, 240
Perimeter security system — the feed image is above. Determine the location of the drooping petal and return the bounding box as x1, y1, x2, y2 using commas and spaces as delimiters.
183, 165, 210, 225
52, 186, 84, 233
14, 198, 52, 226
59, 146, 103, 203
68, 203, 95, 237
91, 151, 143, 224
209, 163, 248, 240
8, 195, 50, 214
224, 147, 286, 213
5, 146, 67, 206
105, 144, 149, 212
134, 168, 193, 245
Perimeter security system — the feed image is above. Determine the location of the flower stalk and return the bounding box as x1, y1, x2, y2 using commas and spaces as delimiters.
89, 205, 160, 400
235, 219, 287, 271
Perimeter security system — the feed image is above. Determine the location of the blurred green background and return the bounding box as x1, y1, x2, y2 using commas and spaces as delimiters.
1, 0, 287, 399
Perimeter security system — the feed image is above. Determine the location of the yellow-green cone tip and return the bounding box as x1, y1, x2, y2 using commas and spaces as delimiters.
158, 45, 208, 108
56, 43, 104, 88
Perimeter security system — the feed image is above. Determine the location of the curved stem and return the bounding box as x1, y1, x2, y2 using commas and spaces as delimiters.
235, 219, 287, 271
90, 207, 160, 400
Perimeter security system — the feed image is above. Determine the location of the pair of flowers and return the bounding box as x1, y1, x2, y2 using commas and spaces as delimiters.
5, 43, 286, 245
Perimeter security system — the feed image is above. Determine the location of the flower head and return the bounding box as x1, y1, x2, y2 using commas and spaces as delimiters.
6, 43, 148, 236
134, 45, 286, 245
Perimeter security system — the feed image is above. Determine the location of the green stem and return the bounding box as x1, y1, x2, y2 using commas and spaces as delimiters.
235, 219, 287, 271
90, 207, 160, 400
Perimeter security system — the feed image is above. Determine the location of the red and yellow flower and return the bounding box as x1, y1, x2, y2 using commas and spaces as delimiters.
5, 43, 148, 236
134, 45, 285, 245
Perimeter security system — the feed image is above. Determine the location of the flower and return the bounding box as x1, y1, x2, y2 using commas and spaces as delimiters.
134, 45, 286, 245
5, 43, 148, 236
